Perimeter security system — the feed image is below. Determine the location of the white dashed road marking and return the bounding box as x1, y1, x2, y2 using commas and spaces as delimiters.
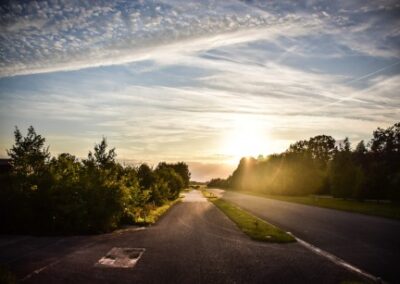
288, 232, 384, 283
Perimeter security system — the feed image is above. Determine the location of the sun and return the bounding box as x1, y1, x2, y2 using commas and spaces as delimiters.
222, 119, 270, 163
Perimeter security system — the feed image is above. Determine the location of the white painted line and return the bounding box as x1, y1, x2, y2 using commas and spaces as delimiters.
287, 232, 384, 283
20, 259, 62, 282
19, 227, 147, 281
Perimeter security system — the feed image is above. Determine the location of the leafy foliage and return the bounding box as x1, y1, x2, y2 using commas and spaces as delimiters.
207, 178, 230, 188
0, 127, 190, 234
209, 122, 400, 201
7, 126, 50, 176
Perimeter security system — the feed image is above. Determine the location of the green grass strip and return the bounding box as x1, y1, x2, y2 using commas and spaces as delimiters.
202, 190, 218, 199
135, 198, 181, 225
237, 191, 400, 220
203, 191, 295, 243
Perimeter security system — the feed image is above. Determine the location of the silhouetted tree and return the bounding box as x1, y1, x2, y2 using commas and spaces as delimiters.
7, 126, 50, 176
370, 123, 400, 154
338, 137, 351, 152
355, 140, 367, 154
329, 138, 366, 199
368, 122, 400, 200
288, 135, 336, 168
308, 135, 336, 167
137, 163, 155, 190
85, 138, 116, 169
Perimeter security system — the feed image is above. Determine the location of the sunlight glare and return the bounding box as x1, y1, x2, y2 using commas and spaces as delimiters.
223, 118, 270, 163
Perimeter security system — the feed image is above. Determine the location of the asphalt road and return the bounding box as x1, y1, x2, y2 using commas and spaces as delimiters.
208, 189, 400, 283
1, 190, 364, 283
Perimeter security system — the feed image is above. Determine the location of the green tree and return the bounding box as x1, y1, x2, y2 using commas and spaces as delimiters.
170, 162, 191, 188
308, 135, 336, 167
288, 135, 336, 168
81, 138, 128, 232
86, 138, 116, 169
137, 163, 155, 190
368, 122, 400, 200
355, 140, 367, 154
329, 147, 365, 199
338, 137, 351, 152
46, 153, 87, 232
370, 122, 400, 154
7, 126, 50, 176
155, 163, 184, 200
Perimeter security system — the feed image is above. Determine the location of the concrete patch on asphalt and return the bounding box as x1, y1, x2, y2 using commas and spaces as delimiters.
96, 247, 145, 268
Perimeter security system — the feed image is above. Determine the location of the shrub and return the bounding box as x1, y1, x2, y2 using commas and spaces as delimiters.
0, 127, 190, 234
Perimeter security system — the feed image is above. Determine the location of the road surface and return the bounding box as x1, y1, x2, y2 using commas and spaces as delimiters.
1, 190, 363, 283
209, 189, 400, 283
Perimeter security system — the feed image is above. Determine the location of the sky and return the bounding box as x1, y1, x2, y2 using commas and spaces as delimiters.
0, 0, 399, 181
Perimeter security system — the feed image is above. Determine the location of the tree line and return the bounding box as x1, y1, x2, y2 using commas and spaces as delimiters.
0, 126, 190, 234
208, 122, 400, 201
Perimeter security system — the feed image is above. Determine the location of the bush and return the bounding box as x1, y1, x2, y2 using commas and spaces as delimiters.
0, 127, 190, 234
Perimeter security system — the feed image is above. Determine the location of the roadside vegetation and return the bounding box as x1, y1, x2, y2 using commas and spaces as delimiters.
202, 190, 295, 243
208, 122, 400, 210
0, 126, 190, 234
189, 181, 205, 190
133, 198, 182, 225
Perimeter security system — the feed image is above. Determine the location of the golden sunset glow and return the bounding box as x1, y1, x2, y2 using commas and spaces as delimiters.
222, 119, 270, 163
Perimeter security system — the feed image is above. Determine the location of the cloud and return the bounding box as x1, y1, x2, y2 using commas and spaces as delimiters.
0, 0, 277, 76
1, 0, 399, 77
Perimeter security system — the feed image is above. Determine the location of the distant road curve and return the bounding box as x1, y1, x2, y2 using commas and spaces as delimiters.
209, 189, 400, 283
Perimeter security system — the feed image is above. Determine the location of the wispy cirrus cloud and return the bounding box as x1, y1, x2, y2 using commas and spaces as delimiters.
0, 0, 277, 76
1, 0, 399, 77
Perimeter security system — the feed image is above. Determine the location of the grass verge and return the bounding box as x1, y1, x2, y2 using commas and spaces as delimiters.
202, 190, 295, 243
134, 198, 181, 225
236, 190, 400, 220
